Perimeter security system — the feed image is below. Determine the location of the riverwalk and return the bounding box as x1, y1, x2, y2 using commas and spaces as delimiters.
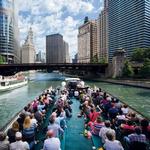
90, 78, 150, 89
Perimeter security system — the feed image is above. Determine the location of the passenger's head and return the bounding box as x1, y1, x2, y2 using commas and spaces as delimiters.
97, 116, 102, 123
24, 106, 28, 111
23, 116, 31, 128
123, 104, 128, 108
135, 127, 142, 135
49, 116, 55, 124
127, 120, 133, 126
140, 119, 149, 128
131, 112, 136, 117
15, 132, 22, 141
105, 120, 111, 128
106, 130, 115, 141
19, 113, 25, 120
47, 130, 54, 138
0, 132, 6, 141
12, 121, 19, 131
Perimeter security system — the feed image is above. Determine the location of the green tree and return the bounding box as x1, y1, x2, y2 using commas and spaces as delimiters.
140, 58, 150, 78
91, 54, 98, 63
0, 55, 5, 64
131, 48, 150, 62
99, 57, 107, 63
122, 60, 134, 77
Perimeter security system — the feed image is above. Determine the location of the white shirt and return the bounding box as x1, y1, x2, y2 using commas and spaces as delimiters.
43, 137, 61, 150
74, 91, 79, 97
104, 139, 124, 150
99, 127, 115, 143
121, 108, 128, 115
10, 140, 29, 150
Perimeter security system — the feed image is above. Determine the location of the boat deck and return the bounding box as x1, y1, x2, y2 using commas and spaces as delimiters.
34, 98, 99, 150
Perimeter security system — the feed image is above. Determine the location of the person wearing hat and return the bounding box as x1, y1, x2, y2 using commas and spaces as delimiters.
0, 132, 10, 150
10, 132, 29, 150
43, 129, 61, 150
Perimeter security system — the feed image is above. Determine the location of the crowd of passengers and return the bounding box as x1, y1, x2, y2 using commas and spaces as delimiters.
0, 87, 73, 150
0, 85, 150, 150
75, 87, 150, 150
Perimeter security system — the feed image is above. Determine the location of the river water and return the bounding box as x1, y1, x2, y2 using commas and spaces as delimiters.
0, 72, 150, 129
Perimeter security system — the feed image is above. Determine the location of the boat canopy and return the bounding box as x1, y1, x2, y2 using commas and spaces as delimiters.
65, 78, 80, 81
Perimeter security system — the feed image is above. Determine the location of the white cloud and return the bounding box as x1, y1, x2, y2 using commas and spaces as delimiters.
16, 0, 97, 59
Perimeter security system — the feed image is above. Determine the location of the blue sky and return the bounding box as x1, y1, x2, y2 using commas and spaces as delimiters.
16, 0, 104, 58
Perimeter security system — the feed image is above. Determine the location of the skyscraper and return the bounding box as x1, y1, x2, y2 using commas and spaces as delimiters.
97, 0, 108, 62
78, 18, 97, 63
107, 0, 150, 61
21, 27, 35, 63
46, 34, 69, 63
0, 0, 20, 63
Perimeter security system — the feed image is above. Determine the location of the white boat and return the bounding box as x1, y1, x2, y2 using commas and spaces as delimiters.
0, 76, 28, 92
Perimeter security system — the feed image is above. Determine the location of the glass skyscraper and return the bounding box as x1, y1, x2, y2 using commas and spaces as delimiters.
0, 0, 20, 63
108, 0, 150, 61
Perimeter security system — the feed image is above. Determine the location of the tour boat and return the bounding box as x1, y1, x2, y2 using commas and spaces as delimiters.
0, 78, 149, 150
0, 76, 28, 92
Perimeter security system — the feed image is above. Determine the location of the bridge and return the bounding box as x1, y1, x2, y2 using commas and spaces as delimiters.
0, 63, 108, 76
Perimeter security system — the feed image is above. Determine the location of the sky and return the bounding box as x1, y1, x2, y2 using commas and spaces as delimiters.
16, 0, 104, 59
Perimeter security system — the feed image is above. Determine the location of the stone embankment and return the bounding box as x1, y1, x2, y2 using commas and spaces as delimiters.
96, 79, 150, 89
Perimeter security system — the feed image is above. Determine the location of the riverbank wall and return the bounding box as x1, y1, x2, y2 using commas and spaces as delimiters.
64, 73, 150, 89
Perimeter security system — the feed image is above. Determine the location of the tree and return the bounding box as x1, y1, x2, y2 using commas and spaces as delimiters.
131, 48, 150, 62
91, 54, 98, 63
0, 55, 5, 64
140, 58, 150, 78
122, 60, 134, 77
99, 57, 107, 63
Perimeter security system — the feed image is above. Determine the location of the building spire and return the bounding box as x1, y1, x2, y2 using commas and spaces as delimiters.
25, 27, 33, 45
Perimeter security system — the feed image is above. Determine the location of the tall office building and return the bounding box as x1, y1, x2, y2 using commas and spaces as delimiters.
0, 0, 20, 63
64, 41, 70, 63
36, 51, 46, 63
107, 0, 150, 61
97, 0, 108, 62
21, 27, 36, 63
46, 34, 69, 63
78, 18, 97, 63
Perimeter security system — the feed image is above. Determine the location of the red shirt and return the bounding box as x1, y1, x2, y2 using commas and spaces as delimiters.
89, 112, 100, 122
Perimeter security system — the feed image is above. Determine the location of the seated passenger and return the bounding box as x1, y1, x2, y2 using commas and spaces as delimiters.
89, 106, 102, 123
7, 121, 19, 143
0, 132, 9, 150
120, 120, 135, 136
121, 104, 129, 115
104, 130, 124, 150
10, 132, 29, 150
22, 116, 36, 149
126, 112, 139, 125
43, 130, 61, 150
140, 119, 150, 140
99, 120, 115, 143
124, 127, 147, 150
48, 116, 64, 138
115, 111, 126, 126
108, 103, 119, 121
89, 116, 104, 136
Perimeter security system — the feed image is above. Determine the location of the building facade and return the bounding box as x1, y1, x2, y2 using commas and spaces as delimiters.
36, 51, 46, 63
97, 0, 108, 63
21, 27, 35, 63
78, 19, 97, 63
46, 34, 69, 63
0, 0, 20, 63
108, 0, 150, 61
64, 41, 70, 63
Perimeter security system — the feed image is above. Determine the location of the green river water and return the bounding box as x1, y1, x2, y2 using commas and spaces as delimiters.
0, 72, 149, 129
